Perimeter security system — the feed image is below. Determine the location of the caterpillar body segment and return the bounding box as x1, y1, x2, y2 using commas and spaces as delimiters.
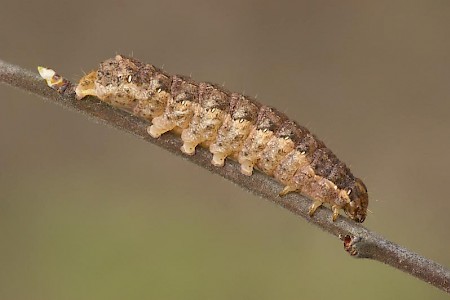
237, 106, 285, 176
44, 54, 369, 223
209, 93, 260, 167
148, 75, 199, 138
180, 82, 230, 155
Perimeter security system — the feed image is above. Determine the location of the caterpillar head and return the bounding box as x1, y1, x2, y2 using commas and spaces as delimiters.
343, 178, 368, 223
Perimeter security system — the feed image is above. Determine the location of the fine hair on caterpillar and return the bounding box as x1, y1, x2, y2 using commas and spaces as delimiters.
38, 55, 369, 223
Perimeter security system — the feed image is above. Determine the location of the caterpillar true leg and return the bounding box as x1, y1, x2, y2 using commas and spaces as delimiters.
308, 200, 323, 217
332, 205, 341, 222
279, 185, 297, 196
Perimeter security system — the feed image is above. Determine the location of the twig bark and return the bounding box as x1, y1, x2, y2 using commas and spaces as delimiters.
1, 59, 449, 294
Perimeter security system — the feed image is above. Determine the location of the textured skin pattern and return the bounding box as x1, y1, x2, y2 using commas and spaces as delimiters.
75, 55, 369, 223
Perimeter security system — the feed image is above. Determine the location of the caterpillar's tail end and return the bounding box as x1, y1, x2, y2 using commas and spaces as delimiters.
75, 71, 97, 100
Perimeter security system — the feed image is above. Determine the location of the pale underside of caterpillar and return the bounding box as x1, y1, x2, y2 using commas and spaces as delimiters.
38, 55, 368, 223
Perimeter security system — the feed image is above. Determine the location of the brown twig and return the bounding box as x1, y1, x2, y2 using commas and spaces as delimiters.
1, 59, 449, 294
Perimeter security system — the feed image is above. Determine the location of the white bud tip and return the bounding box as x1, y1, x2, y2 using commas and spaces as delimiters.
37, 66, 55, 81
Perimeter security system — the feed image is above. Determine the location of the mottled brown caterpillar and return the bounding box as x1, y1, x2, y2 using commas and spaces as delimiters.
39, 55, 369, 223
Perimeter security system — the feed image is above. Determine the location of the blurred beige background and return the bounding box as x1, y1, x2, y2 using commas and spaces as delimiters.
1, 1, 449, 299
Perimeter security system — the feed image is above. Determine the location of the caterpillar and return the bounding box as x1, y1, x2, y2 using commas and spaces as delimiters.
38, 55, 369, 223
